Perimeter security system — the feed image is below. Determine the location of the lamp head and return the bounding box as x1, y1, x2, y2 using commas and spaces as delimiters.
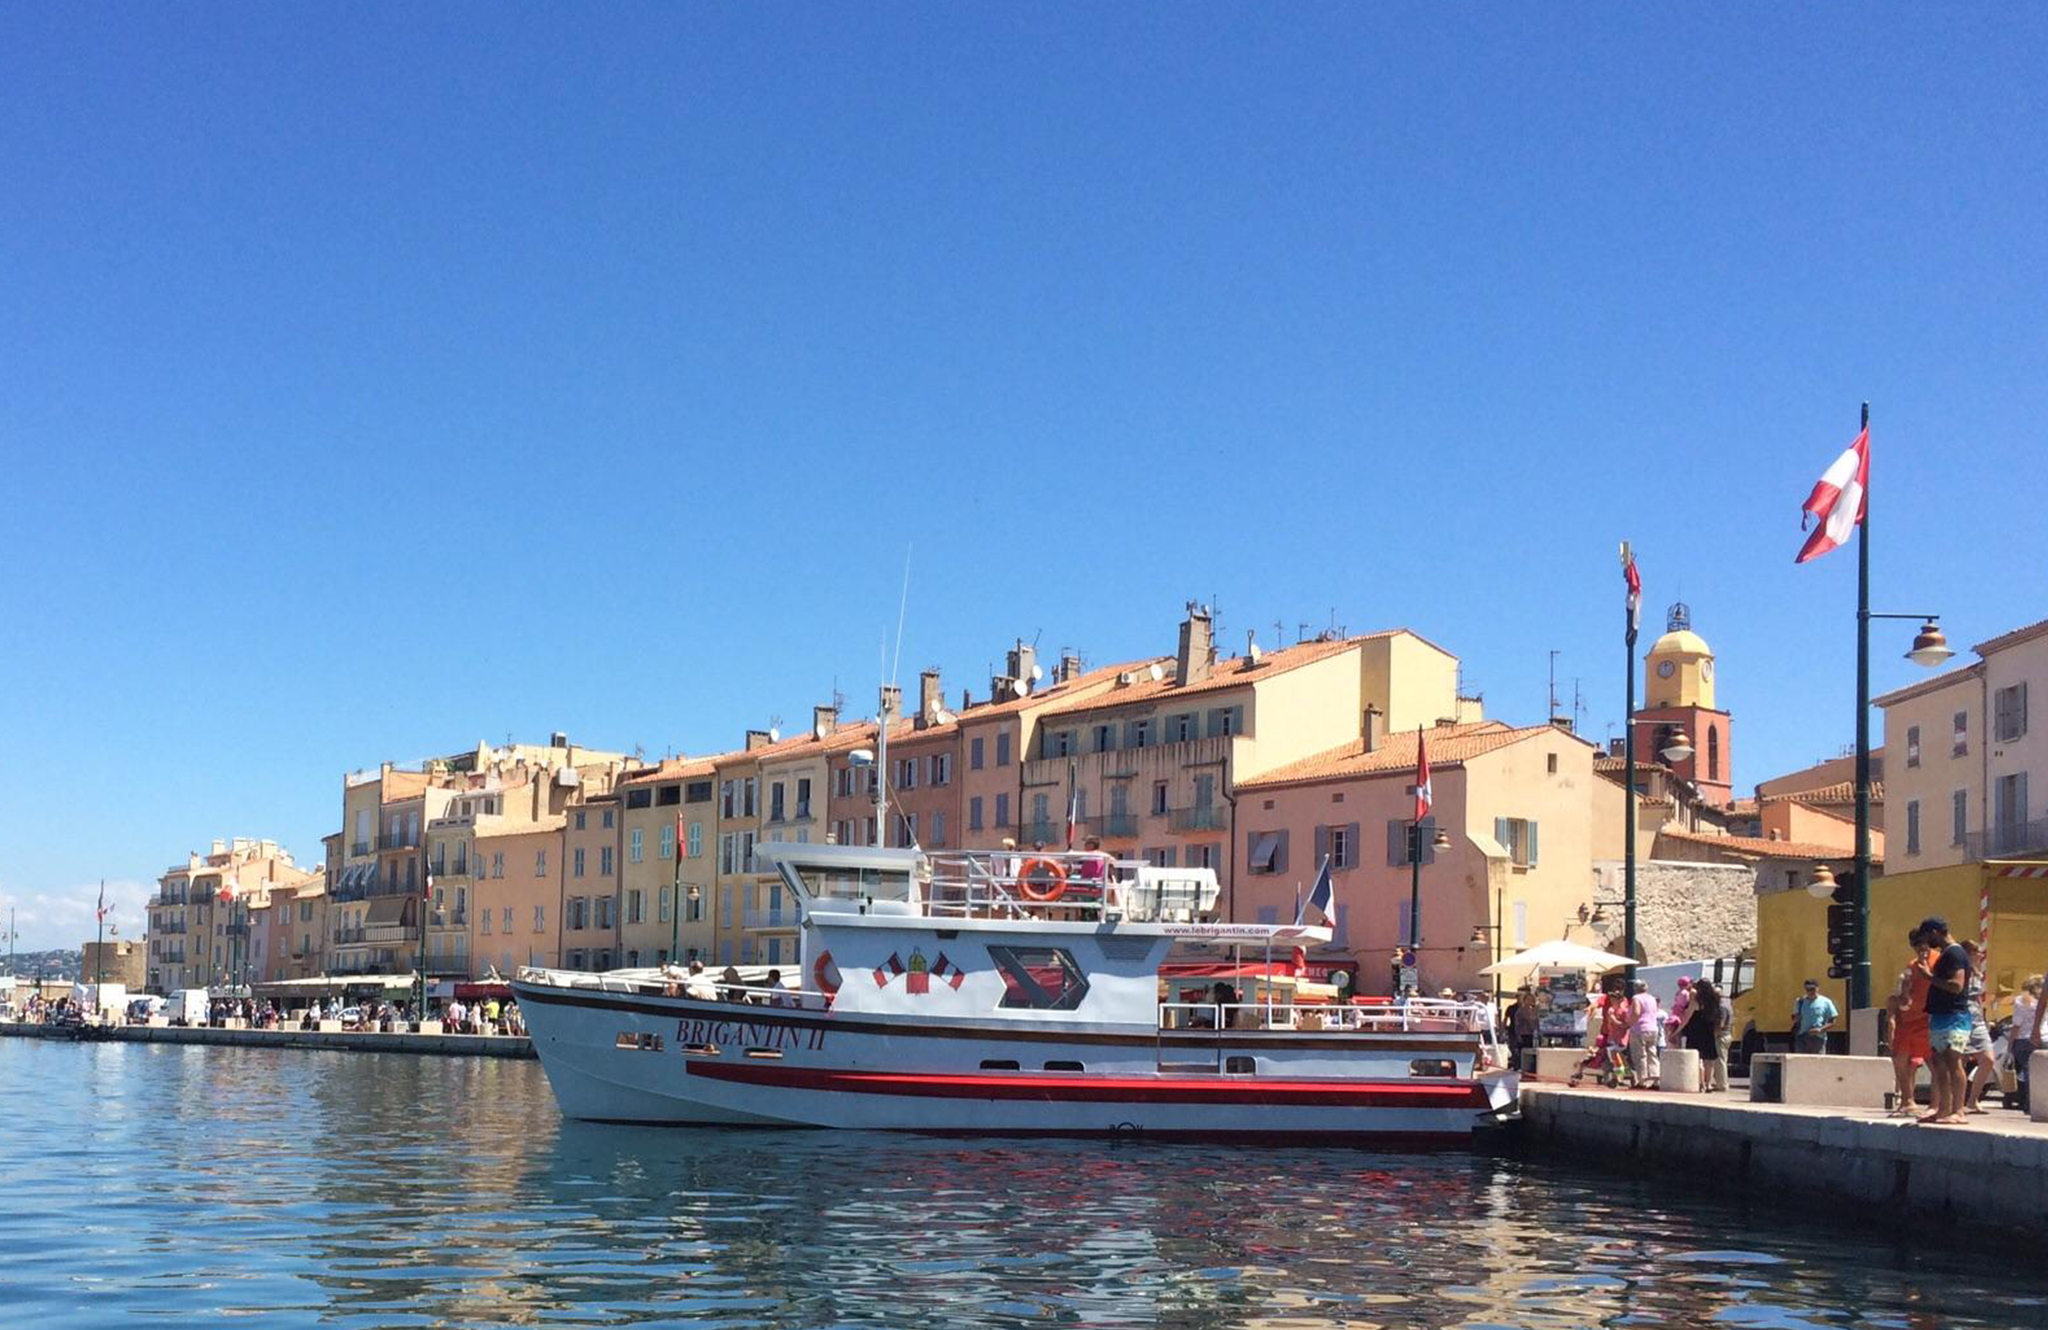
1906, 620, 1954, 668
1806, 861, 1838, 900
1660, 727, 1694, 763
1431, 827, 1452, 851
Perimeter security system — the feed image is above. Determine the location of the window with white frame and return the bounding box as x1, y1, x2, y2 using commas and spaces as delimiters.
629, 829, 644, 863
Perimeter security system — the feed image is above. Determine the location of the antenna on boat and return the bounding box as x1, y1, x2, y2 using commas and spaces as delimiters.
889, 544, 912, 686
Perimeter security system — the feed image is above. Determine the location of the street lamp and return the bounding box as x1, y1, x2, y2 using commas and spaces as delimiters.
1656, 726, 1693, 764
1403, 821, 1452, 994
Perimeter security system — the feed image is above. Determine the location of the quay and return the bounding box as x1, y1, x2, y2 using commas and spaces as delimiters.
0, 1020, 533, 1058
1519, 1083, 2048, 1234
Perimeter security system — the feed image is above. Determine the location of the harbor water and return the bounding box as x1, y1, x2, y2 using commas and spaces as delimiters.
6, 1038, 2042, 1328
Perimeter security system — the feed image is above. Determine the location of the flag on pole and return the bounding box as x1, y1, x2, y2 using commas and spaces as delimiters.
1065, 780, 1080, 850
95, 882, 109, 922
1621, 541, 1642, 644
423, 869, 435, 900
1294, 855, 1336, 931
1414, 727, 1433, 823
1795, 424, 1870, 563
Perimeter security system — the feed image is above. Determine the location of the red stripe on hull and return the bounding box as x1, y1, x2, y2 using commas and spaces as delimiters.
687, 1061, 1488, 1109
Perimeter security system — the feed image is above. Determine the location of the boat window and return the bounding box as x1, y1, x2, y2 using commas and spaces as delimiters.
979, 1059, 1021, 1071
680, 1042, 720, 1057
744, 1047, 784, 1060
1410, 1059, 1457, 1078
987, 946, 1090, 1012
614, 1031, 663, 1051
1044, 1060, 1084, 1072
1224, 1056, 1256, 1075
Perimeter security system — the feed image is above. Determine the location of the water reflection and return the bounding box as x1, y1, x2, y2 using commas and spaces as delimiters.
3, 1039, 2041, 1328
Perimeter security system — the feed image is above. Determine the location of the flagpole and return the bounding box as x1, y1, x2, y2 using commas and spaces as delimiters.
94, 879, 106, 1016
1623, 551, 1639, 984
1407, 726, 1423, 995
1852, 399, 1873, 1014
670, 817, 683, 964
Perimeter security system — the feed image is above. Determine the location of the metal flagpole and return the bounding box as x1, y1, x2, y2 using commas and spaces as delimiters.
1623, 545, 1639, 983
94, 880, 106, 1015
670, 814, 683, 964
1852, 400, 1873, 1013
416, 868, 431, 1025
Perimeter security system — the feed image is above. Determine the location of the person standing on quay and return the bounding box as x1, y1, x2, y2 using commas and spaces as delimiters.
1792, 980, 1838, 1054
1888, 928, 1933, 1117
2012, 975, 2042, 1113
1915, 916, 1972, 1125
1683, 981, 1723, 1092
1958, 940, 1997, 1114
1628, 980, 1663, 1088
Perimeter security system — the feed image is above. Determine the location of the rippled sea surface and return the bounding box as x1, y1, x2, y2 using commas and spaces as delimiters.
4, 1039, 2042, 1328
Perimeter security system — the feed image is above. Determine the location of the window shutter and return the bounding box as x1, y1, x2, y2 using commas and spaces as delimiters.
1388, 820, 1408, 866
1419, 817, 1437, 863
2022, 682, 2031, 737
1494, 818, 1510, 852
1273, 830, 1289, 875
1343, 823, 1360, 870
1314, 825, 1330, 869
1527, 821, 1540, 867
2020, 772, 2031, 824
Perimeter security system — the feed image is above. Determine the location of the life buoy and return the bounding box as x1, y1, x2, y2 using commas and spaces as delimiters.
812, 950, 841, 997
1016, 857, 1068, 902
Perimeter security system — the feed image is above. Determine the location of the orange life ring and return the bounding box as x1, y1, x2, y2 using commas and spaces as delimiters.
1016, 857, 1068, 902
812, 950, 841, 996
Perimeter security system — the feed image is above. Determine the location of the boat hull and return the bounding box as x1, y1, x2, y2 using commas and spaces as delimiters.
515, 980, 1514, 1142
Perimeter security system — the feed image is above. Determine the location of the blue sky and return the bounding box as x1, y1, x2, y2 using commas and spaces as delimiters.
2, 6, 2043, 949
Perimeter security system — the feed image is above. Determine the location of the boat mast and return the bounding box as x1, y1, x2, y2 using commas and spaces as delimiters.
873, 683, 899, 844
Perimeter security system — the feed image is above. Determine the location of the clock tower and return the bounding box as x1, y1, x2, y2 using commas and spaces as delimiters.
1633, 603, 1734, 805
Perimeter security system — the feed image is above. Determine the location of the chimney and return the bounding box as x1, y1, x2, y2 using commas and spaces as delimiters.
745, 728, 773, 751
917, 669, 944, 728
812, 705, 838, 740
1549, 716, 1574, 732
1608, 738, 1626, 757
1175, 602, 1213, 687
879, 684, 903, 724
1006, 641, 1038, 691
1057, 652, 1082, 684
550, 731, 568, 749
1362, 705, 1384, 752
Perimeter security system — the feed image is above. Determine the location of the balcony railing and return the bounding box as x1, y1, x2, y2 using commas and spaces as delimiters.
377, 832, 421, 851
1089, 813, 1139, 838
351, 841, 372, 857
1168, 805, 1226, 833
1969, 817, 2048, 861
744, 907, 803, 931
432, 861, 470, 879
333, 929, 366, 945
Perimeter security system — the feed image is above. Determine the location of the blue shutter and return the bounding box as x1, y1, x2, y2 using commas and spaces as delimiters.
1527, 821, 1540, 867
1273, 830, 1289, 875
1387, 820, 1408, 866
1314, 825, 1330, 869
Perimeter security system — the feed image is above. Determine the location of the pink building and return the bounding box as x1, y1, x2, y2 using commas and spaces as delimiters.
1233, 721, 1618, 996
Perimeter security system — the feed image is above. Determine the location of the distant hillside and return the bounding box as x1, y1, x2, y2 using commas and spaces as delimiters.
4, 949, 83, 982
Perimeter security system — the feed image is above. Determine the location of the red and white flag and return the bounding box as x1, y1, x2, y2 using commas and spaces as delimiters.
1796, 425, 1869, 563
1621, 541, 1641, 642
1414, 728, 1433, 823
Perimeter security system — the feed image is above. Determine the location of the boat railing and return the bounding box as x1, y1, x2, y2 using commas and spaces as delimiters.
1158, 998, 1498, 1038
516, 966, 834, 1011
915, 850, 1215, 924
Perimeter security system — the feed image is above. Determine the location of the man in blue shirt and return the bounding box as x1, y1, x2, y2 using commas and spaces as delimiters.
1793, 979, 1838, 1054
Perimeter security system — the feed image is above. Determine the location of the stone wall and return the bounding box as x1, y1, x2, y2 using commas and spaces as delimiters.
1592, 858, 1757, 964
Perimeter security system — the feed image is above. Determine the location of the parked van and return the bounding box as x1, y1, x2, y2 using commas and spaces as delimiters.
168, 988, 211, 1026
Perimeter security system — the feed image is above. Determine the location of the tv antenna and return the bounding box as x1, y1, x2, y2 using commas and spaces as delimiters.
1548, 651, 1561, 721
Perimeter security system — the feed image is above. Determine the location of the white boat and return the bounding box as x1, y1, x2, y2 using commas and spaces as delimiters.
512, 839, 1516, 1144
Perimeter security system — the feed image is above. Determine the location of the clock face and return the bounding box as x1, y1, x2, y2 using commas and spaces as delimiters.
1701, 659, 1714, 681
1657, 660, 1676, 679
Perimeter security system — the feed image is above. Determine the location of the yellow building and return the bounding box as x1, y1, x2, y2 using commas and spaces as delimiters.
146, 838, 311, 992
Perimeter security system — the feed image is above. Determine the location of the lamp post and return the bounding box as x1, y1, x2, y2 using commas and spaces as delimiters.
1619, 709, 1694, 983
1405, 820, 1452, 994
686, 883, 702, 962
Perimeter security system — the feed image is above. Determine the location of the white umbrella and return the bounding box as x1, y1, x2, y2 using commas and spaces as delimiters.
1479, 938, 1637, 976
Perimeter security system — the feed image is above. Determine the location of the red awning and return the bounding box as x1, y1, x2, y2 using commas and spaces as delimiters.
1160, 962, 1298, 981
453, 983, 512, 1000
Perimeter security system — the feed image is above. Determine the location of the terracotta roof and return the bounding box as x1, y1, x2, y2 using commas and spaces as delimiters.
1759, 781, 1881, 807
1974, 614, 2048, 657
960, 656, 1171, 724
1655, 826, 1882, 864
1874, 661, 1983, 708
1594, 755, 1671, 776
617, 753, 738, 786
1724, 798, 1760, 818
1038, 637, 1378, 718
1234, 721, 1551, 791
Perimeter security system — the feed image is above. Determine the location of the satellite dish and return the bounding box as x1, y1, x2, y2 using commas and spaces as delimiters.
847, 749, 875, 766
767, 727, 780, 743
1149, 663, 1165, 682
933, 709, 956, 726
1018, 678, 1033, 696
1029, 663, 1045, 682
1248, 642, 1264, 665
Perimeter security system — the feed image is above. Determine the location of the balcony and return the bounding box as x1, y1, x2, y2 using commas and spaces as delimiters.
1969, 817, 2048, 861
1168, 805, 1226, 833
1026, 820, 1058, 846
743, 907, 803, 931
377, 832, 421, 851
333, 929, 366, 945
433, 861, 470, 880
1089, 813, 1139, 839
351, 841, 372, 857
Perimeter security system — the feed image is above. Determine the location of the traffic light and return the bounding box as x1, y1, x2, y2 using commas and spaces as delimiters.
1825, 874, 1858, 982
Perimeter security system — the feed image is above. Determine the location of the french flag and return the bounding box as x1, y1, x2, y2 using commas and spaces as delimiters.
1796, 425, 1869, 564
1294, 856, 1335, 931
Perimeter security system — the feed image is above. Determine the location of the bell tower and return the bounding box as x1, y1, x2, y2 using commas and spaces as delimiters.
1632, 603, 1734, 805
